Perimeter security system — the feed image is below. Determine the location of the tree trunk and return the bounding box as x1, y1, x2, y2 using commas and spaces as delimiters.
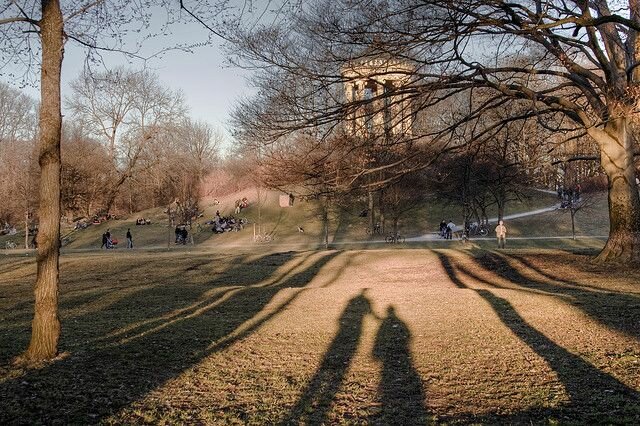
321, 195, 330, 249
570, 209, 576, 240
378, 189, 385, 234
18, 0, 64, 363
368, 191, 375, 235
24, 211, 29, 249
589, 118, 640, 263
497, 200, 505, 222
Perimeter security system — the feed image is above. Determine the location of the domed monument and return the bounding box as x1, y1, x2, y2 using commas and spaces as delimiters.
341, 54, 415, 138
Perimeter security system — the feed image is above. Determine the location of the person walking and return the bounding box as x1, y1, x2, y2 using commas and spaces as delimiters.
126, 228, 133, 249
495, 220, 507, 249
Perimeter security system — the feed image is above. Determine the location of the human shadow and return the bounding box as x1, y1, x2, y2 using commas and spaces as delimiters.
473, 252, 640, 340
436, 253, 640, 422
371, 306, 429, 425
282, 290, 372, 425
0, 250, 340, 424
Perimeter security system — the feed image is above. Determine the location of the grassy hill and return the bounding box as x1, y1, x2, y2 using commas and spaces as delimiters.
0, 188, 610, 252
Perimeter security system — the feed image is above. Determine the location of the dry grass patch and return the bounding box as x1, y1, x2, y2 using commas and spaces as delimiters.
0, 248, 638, 424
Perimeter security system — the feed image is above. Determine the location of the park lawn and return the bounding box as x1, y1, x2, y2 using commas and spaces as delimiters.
506, 191, 609, 238
0, 247, 638, 424
0, 187, 568, 252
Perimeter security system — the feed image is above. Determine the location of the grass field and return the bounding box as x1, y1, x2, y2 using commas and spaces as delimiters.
0, 245, 638, 424
0, 187, 600, 252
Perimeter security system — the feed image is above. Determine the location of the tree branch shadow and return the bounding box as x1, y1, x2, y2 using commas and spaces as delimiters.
435, 251, 640, 422
472, 251, 640, 340
0, 250, 342, 424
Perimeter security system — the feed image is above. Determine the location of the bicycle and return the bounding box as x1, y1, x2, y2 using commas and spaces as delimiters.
385, 233, 405, 244
465, 222, 489, 237
365, 223, 382, 236
5, 241, 17, 249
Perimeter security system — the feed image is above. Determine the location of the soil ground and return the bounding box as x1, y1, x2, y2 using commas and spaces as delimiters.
0, 246, 638, 424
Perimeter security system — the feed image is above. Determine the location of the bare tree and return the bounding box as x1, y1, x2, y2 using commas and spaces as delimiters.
567, 193, 597, 240
0, 0, 200, 363
66, 68, 138, 162
61, 122, 111, 217
382, 172, 429, 236
66, 68, 188, 214
0, 83, 38, 228
227, 0, 640, 263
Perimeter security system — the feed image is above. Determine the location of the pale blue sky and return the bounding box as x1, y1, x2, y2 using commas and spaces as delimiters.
2, 5, 256, 147
27, 40, 249, 142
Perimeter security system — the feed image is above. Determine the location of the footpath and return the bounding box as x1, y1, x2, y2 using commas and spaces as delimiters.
407, 201, 561, 242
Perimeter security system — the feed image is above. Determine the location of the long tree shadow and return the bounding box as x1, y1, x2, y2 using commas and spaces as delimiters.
282, 290, 372, 425
0, 252, 264, 364
509, 253, 637, 294
371, 306, 430, 425
0, 250, 341, 424
436, 252, 640, 422
473, 252, 640, 340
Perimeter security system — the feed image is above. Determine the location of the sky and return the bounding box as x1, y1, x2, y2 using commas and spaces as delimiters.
1, 4, 257, 149
68, 40, 252, 139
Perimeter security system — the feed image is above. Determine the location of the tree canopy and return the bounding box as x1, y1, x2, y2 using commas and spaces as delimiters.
230, 0, 640, 263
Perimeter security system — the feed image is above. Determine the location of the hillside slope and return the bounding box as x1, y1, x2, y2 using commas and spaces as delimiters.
0, 188, 609, 251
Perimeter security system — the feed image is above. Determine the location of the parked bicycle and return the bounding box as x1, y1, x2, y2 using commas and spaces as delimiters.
5, 241, 17, 249
365, 222, 382, 236
465, 222, 489, 237
385, 233, 405, 244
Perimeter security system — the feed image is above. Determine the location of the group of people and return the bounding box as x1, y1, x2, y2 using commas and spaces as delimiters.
439, 218, 507, 248
557, 185, 581, 208
135, 217, 152, 225
101, 228, 134, 249
439, 220, 456, 240
92, 213, 118, 225
234, 197, 249, 214
1, 223, 17, 236
206, 210, 246, 233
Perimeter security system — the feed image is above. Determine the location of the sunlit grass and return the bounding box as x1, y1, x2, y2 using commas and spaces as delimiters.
0, 247, 638, 424
0, 188, 581, 252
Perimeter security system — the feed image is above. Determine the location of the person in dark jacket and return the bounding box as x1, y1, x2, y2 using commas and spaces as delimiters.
126, 228, 133, 249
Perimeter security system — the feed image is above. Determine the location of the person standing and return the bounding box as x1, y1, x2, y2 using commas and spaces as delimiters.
101, 232, 107, 249
105, 228, 112, 249
495, 220, 507, 249
126, 228, 133, 249
446, 220, 455, 240
439, 219, 447, 238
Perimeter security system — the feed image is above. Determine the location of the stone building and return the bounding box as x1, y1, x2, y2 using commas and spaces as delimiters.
341, 55, 415, 138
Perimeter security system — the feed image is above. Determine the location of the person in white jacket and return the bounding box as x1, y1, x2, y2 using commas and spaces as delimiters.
495, 220, 507, 248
